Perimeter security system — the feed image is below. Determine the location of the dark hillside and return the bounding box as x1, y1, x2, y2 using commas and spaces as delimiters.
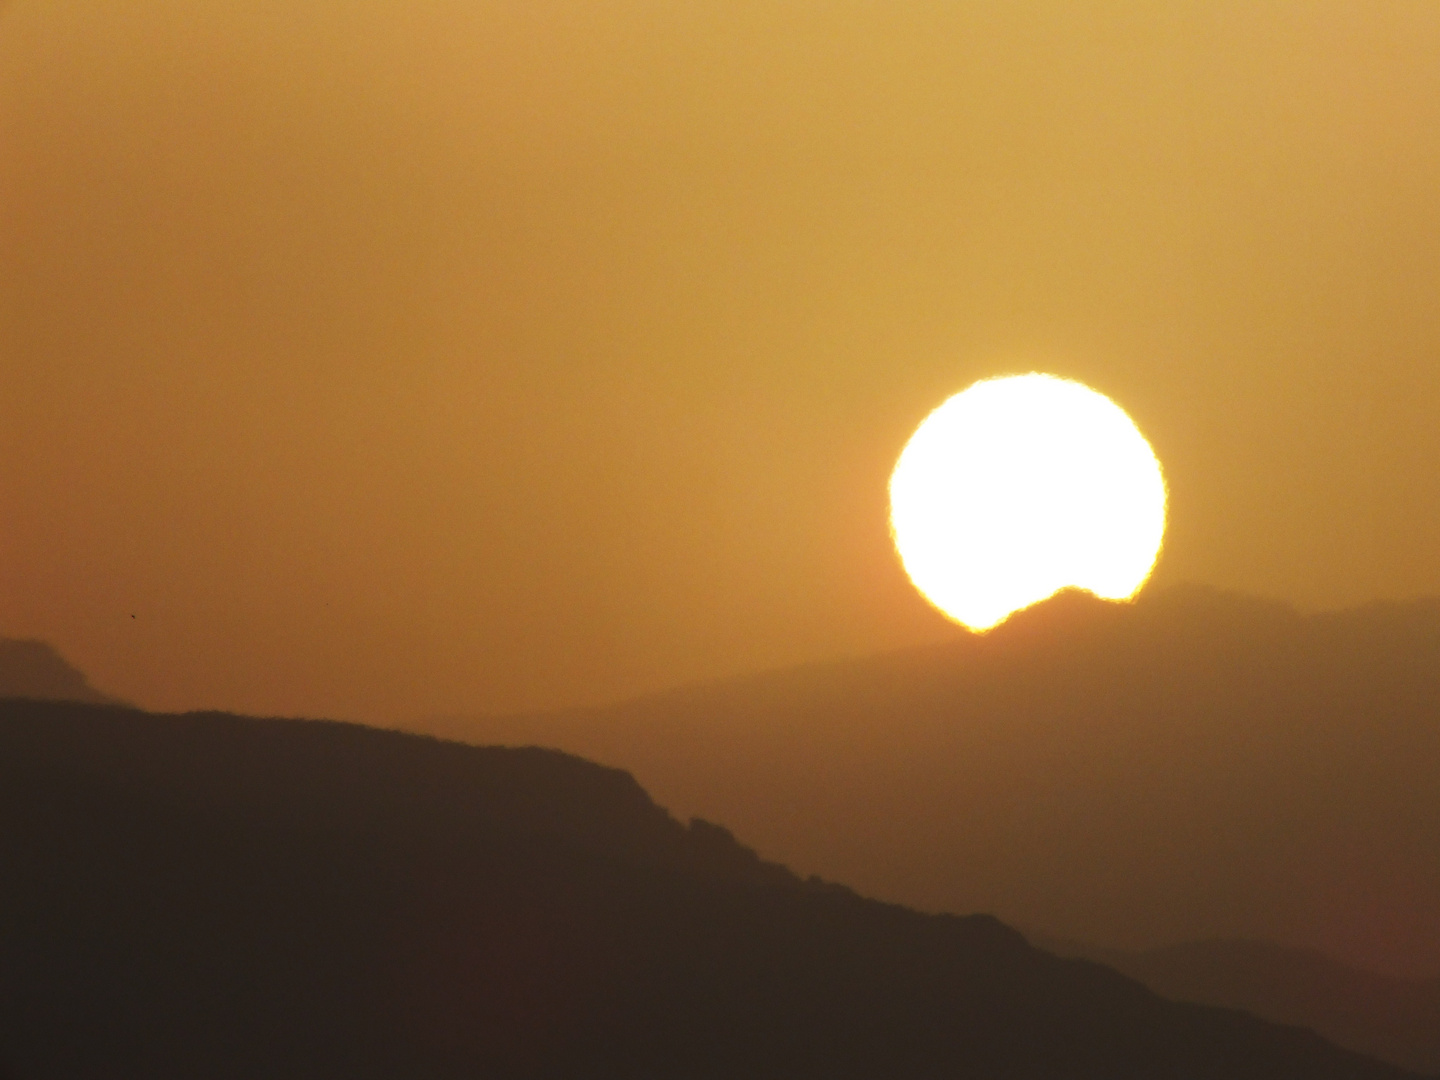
1042, 938, 1440, 1074
0, 699, 1423, 1078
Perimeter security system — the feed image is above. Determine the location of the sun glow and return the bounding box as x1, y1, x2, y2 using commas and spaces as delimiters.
889, 374, 1167, 631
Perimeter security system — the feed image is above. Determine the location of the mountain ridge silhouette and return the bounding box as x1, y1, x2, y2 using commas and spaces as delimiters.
1036, 936, 1440, 1073
434, 584, 1440, 976
0, 697, 1426, 1078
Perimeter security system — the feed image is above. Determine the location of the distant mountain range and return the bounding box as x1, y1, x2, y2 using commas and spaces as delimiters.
0, 638, 125, 707
429, 585, 1440, 1068
0, 699, 1423, 1078
438, 586, 1440, 971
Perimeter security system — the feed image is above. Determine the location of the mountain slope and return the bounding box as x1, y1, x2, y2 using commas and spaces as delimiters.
0, 698, 1423, 1079
435, 586, 1440, 981
1039, 939, 1440, 1074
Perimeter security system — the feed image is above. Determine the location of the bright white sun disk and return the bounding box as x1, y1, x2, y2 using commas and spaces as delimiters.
889, 374, 1167, 630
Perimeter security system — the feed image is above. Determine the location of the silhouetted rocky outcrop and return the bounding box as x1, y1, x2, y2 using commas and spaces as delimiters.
0, 699, 1423, 1078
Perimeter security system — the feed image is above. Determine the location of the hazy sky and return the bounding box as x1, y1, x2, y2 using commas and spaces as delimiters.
2, 1, 1438, 722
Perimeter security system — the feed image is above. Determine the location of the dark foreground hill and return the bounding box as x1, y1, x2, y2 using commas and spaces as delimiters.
437, 586, 1440, 984
1043, 938, 1440, 1074
0, 700, 1422, 1079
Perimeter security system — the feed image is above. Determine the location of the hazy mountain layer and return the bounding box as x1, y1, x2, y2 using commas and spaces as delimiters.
436, 586, 1440, 979
0, 639, 126, 707
1042, 938, 1440, 1073
0, 699, 1421, 1078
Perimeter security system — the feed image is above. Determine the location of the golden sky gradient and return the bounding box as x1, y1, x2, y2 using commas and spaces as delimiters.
2, 1, 1438, 721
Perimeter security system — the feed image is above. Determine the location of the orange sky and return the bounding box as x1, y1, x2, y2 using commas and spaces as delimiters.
2, 1, 1438, 722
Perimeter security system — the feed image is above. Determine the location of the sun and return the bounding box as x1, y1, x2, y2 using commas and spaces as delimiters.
889, 373, 1167, 631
